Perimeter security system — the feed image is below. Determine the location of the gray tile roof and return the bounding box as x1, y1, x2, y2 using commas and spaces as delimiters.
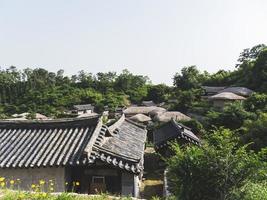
89, 115, 147, 174
0, 116, 100, 168
0, 115, 147, 174
153, 119, 200, 149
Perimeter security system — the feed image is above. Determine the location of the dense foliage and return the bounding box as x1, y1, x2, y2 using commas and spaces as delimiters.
167, 129, 267, 200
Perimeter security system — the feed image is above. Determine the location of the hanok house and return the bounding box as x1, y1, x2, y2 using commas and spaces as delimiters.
0, 115, 146, 197
208, 92, 246, 109
73, 104, 95, 115
153, 119, 200, 156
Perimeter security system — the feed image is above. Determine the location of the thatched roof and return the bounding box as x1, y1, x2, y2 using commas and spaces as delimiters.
130, 114, 152, 123
123, 106, 166, 115
209, 92, 246, 100
154, 111, 191, 122
219, 87, 253, 96
142, 100, 156, 107
12, 113, 49, 120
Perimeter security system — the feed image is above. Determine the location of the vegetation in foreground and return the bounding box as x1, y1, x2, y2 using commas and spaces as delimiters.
167, 129, 267, 200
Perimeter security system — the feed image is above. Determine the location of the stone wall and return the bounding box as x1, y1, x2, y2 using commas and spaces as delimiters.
0, 167, 65, 192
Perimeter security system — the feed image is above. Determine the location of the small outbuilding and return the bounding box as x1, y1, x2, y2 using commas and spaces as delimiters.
209, 92, 246, 108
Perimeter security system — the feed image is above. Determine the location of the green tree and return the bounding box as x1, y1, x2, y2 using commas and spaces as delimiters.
167, 128, 267, 200
173, 66, 206, 90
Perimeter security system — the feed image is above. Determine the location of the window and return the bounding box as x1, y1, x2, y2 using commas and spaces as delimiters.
92, 176, 105, 184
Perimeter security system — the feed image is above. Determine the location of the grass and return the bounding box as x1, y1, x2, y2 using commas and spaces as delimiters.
140, 147, 164, 199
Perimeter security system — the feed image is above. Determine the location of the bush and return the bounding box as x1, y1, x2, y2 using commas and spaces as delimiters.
166, 128, 267, 200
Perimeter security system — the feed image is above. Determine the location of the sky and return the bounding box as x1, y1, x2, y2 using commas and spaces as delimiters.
0, 0, 267, 85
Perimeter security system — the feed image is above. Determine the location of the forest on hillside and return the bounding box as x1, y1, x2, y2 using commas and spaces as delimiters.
0, 44, 266, 119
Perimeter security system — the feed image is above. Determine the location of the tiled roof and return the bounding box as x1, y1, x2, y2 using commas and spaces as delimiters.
88, 115, 147, 174
0, 116, 100, 168
153, 119, 200, 149
0, 115, 147, 174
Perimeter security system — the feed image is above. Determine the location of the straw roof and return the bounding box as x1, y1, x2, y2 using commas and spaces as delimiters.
209, 92, 246, 100
154, 111, 191, 123
123, 106, 166, 115
142, 100, 156, 107
149, 108, 166, 118
130, 114, 152, 123
220, 87, 253, 97
12, 113, 49, 120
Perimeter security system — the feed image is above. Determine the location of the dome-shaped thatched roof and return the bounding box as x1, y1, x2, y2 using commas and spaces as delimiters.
130, 114, 152, 123
209, 92, 246, 100
123, 106, 165, 115
154, 111, 191, 123
148, 108, 166, 117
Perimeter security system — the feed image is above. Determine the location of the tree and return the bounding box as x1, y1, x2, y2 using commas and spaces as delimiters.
241, 113, 267, 152
146, 84, 170, 103
167, 128, 267, 200
173, 66, 206, 90
244, 93, 267, 112
206, 102, 256, 130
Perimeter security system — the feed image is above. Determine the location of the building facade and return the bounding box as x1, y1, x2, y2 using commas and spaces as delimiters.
0, 115, 146, 197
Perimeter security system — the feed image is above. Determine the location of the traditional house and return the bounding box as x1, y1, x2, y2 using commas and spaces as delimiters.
73, 104, 95, 115
153, 119, 200, 156
0, 115, 146, 197
208, 92, 246, 108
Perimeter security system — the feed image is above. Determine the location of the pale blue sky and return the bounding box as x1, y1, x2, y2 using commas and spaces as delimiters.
0, 0, 267, 85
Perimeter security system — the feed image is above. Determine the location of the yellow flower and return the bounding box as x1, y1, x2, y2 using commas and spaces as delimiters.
31, 184, 36, 189
0, 177, 5, 182
10, 180, 15, 185
42, 193, 47, 197
1, 182, 5, 187
50, 187, 54, 191
50, 182, 54, 186
39, 180, 45, 185
65, 182, 68, 185
75, 181, 80, 186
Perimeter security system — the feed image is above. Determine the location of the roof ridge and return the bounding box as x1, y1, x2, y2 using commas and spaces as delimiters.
125, 118, 146, 129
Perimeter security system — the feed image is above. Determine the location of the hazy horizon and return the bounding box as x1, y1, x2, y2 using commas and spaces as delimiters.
1, 0, 267, 85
